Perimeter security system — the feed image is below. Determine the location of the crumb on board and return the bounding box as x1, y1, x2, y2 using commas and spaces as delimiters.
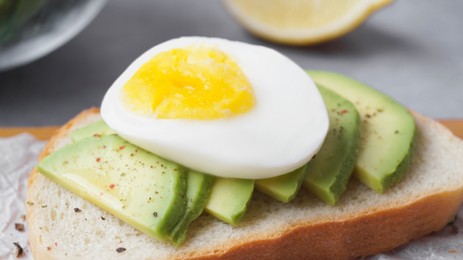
15, 223, 25, 232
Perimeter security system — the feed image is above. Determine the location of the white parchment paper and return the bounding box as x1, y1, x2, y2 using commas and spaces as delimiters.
1, 134, 44, 260
0, 134, 462, 259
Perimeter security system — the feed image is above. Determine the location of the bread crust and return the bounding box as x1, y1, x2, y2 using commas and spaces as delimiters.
27, 108, 100, 260
186, 190, 463, 260
27, 109, 463, 259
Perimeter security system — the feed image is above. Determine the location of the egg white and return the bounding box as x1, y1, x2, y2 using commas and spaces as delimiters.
101, 37, 328, 179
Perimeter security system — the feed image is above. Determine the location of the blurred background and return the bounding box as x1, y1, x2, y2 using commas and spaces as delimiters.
0, 0, 462, 126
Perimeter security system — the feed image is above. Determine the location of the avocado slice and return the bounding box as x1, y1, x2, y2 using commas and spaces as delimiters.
205, 178, 254, 225
255, 165, 307, 203
303, 85, 360, 204
71, 120, 115, 142
169, 170, 215, 245
308, 70, 416, 193
37, 135, 187, 241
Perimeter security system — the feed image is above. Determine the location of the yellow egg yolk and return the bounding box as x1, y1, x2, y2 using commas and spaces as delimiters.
122, 46, 255, 119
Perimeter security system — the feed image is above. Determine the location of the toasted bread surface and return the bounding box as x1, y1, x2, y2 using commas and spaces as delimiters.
27, 108, 463, 259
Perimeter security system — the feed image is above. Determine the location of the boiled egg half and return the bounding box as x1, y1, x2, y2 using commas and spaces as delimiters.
101, 37, 328, 179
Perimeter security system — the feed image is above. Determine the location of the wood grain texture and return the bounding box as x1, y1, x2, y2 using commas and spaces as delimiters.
439, 120, 463, 139
0, 120, 462, 140
0, 126, 59, 140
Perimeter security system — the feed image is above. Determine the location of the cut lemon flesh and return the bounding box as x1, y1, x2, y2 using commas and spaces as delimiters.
223, 0, 393, 45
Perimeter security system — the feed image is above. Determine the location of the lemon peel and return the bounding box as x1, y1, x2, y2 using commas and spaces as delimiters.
223, 0, 394, 45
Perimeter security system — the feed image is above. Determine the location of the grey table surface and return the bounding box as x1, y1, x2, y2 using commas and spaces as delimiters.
0, 0, 462, 126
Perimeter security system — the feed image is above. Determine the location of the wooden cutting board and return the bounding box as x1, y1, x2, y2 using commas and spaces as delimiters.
1, 120, 463, 140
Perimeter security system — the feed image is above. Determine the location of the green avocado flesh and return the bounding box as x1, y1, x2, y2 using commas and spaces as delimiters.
169, 170, 215, 245
256, 165, 307, 203
37, 135, 187, 241
205, 178, 254, 225
308, 70, 416, 193
303, 85, 360, 205
71, 120, 115, 142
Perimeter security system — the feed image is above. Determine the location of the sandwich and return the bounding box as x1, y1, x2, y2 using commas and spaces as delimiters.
26, 37, 463, 259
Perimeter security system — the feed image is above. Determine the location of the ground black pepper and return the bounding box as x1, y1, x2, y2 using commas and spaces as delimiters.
13, 242, 23, 257
450, 224, 459, 235
14, 223, 24, 232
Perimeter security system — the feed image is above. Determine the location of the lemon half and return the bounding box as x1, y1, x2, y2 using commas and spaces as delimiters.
223, 0, 393, 45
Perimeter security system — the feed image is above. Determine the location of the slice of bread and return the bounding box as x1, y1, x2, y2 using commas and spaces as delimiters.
27, 108, 463, 259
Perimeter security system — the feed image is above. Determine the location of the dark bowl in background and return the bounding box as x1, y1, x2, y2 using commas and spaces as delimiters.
0, 0, 106, 72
